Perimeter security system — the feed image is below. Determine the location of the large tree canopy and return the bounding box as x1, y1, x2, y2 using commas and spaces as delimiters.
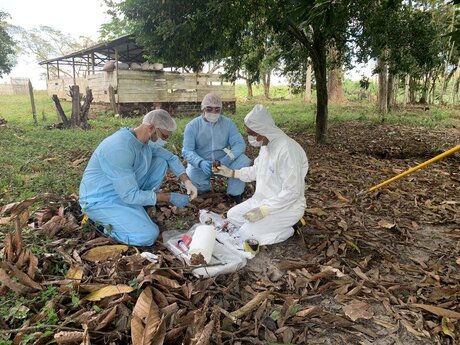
0, 11, 17, 78
115, 0, 352, 143
107, 0, 456, 142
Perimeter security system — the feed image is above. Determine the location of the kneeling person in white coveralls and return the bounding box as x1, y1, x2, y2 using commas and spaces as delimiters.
216, 104, 309, 245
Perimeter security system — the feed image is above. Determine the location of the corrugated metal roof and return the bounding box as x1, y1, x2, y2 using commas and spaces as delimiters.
38, 34, 149, 66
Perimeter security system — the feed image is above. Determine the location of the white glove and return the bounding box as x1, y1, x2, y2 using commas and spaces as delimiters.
243, 205, 269, 222
215, 165, 240, 178
184, 180, 198, 200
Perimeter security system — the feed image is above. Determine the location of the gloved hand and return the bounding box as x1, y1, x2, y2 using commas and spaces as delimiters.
170, 193, 190, 208
215, 165, 234, 178
184, 180, 198, 200
199, 160, 213, 175
243, 205, 269, 222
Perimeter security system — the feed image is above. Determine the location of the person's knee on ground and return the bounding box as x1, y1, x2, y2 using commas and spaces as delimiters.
227, 201, 252, 226
237, 222, 294, 246
186, 165, 212, 194
108, 221, 160, 247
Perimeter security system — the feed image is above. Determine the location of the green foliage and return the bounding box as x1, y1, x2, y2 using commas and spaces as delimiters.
39, 286, 58, 301
70, 289, 80, 308
99, 0, 134, 40
0, 11, 17, 77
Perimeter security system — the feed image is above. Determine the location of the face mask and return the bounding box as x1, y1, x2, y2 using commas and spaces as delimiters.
150, 129, 167, 147
248, 135, 263, 147
204, 112, 220, 123
154, 138, 167, 147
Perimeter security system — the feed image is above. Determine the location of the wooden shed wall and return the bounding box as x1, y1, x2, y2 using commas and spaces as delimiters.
46, 77, 89, 99
46, 70, 234, 103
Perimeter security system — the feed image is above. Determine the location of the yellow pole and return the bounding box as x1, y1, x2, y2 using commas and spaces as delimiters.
368, 144, 460, 193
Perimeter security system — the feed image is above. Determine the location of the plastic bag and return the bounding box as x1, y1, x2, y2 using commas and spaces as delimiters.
162, 210, 252, 278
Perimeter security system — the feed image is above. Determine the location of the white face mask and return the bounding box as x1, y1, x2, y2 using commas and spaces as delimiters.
248, 135, 263, 147
154, 138, 167, 147
204, 112, 220, 123
150, 129, 167, 147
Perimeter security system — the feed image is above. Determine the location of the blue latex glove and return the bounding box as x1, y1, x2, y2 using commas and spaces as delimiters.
170, 193, 190, 208
199, 160, 213, 176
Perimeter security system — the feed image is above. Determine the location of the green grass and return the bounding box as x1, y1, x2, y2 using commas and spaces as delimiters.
0, 87, 458, 206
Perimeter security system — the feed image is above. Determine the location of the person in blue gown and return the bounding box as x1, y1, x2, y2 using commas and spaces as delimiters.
79, 109, 197, 246
182, 93, 251, 203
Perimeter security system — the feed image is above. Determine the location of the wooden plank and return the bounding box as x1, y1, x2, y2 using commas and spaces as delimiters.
118, 90, 168, 103
198, 85, 234, 92
197, 89, 235, 101
167, 82, 198, 89
167, 92, 198, 102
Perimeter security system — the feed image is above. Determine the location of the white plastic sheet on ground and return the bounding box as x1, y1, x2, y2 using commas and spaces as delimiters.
162, 210, 253, 278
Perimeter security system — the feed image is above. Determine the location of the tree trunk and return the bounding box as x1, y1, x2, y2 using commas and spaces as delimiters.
420, 73, 430, 104
327, 66, 344, 104
392, 76, 399, 106
246, 79, 253, 99
304, 62, 312, 103
403, 74, 410, 107
311, 30, 328, 144
327, 47, 344, 103
387, 73, 395, 112
452, 76, 460, 105
52, 95, 70, 128
377, 58, 388, 116
453, 59, 460, 105
52, 88, 92, 129
409, 77, 417, 104
70, 85, 81, 127
429, 76, 436, 104
262, 72, 271, 99
80, 88, 93, 129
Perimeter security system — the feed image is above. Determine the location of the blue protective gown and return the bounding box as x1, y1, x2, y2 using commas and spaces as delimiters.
182, 115, 251, 195
79, 128, 185, 246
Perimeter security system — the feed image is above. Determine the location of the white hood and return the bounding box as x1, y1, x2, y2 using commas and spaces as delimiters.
244, 104, 285, 141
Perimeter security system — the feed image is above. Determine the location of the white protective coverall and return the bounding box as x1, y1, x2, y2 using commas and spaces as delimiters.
227, 105, 309, 245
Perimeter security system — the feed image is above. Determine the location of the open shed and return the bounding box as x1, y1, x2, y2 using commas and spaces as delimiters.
39, 35, 235, 115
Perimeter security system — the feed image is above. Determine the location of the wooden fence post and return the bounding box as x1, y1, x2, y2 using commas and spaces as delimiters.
108, 85, 118, 114
28, 81, 37, 125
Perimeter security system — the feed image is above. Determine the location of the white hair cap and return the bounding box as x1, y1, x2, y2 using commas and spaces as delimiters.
142, 109, 177, 131
201, 93, 222, 110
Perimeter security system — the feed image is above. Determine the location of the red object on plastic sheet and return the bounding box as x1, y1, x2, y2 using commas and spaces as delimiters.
181, 234, 192, 246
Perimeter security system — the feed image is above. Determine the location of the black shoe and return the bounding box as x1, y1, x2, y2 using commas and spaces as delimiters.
293, 217, 307, 231
229, 194, 243, 204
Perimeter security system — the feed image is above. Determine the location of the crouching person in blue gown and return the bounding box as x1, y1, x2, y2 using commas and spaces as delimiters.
182, 93, 251, 204
79, 109, 198, 246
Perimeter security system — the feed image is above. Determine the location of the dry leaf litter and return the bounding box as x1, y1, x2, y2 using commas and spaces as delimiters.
0, 121, 459, 345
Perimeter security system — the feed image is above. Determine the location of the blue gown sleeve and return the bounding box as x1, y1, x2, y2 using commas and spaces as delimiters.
99, 147, 157, 206
150, 145, 186, 177
182, 122, 205, 168
221, 120, 246, 166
